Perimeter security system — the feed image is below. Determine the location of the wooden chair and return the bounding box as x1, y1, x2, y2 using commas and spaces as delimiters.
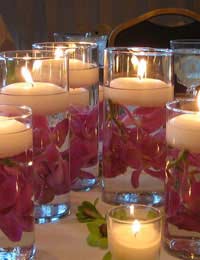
108, 8, 200, 48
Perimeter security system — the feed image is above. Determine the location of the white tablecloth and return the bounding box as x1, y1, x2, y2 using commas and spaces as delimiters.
35, 189, 179, 260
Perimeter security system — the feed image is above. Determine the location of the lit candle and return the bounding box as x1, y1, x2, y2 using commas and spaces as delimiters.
0, 67, 68, 115
108, 219, 161, 260
0, 116, 32, 158
104, 59, 173, 107
166, 95, 200, 153
69, 59, 99, 88
32, 48, 99, 89
69, 87, 89, 106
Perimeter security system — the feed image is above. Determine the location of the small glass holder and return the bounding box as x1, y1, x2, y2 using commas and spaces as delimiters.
0, 105, 35, 259
165, 98, 200, 259
170, 39, 200, 97
107, 204, 162, 260
102, 47, 173, 206
0, 50, 70, 224
32, 42, 99, 191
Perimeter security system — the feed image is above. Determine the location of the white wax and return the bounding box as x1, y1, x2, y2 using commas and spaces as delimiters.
32, 58, 99, 88
0, 82, 68, 115
0, 116, 32, 158
104, 77, 173, 107
166, 113, 200, 153
69, 59, 99, 88
108, 224, 161, 260
69, 87, 89, 106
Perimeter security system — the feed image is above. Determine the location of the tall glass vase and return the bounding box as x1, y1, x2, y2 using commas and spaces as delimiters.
33, 42, 99, 191
102, 47, 173, 206
0, 50, 70, 224
165, 98, 200, 259
0, 104, 35, 259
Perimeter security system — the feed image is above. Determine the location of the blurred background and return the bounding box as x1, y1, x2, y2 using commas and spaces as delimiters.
1, 0, 200, 49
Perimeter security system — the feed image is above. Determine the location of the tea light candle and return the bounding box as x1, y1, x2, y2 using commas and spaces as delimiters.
104, 77, 173, 107
0, 82, 68, 115
166, 113, 200, 153
109, 220, 161, 260
0, 116, 32, 158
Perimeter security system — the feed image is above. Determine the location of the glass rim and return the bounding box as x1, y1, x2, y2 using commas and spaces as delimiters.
32, 41, 98, 49
170, 39, 200, 45
105, 47, 172, 56
0, 49, 66, 59
107, 204, 162, 225
166, 98, 198, 114
0, 104, 32, 120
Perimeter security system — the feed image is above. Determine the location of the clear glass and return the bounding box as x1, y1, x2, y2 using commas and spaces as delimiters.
0, 104, 35, 259
165, 99, 200, 259
0, 50, 70, 224
53, 34, 108, 74
102, 47, 173, 206
32, 42, 99, 191
170, 39, 200, 97
107, 204, 162, 260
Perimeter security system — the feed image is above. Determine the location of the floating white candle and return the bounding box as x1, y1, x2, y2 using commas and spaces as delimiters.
32, 58, 99, 88
0, 116, 32, 158
104, 77, 173, 107
166, 113, 200, 153
0, 82, 68, 116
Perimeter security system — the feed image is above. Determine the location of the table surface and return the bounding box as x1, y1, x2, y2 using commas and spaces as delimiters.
35, 189, 180, 260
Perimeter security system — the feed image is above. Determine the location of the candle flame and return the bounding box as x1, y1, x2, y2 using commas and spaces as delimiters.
137, 59, 147, 79
131, 55, 139, 70
55, 47, 64, 59
130, 205, 134, 215
131, 56, 147, 79
131, 219, 141, 236
21, 67, 34, 85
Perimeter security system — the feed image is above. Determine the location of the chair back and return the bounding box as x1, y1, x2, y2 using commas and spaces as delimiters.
108, 8, 200, 48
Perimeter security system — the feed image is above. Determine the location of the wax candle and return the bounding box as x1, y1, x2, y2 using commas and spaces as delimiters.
108, 221, 161, 260
104, 77, 173, 107
0, 116, 32, 158
69, 59, 99, 88
69, 87, 89, 106
0, 82, 68, 115
166, 113, 200, 153
32, 58, 99, 88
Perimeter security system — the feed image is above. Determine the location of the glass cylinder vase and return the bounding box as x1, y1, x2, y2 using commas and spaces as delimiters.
165, 98, 200, 259
0, 50, 70, 224
170, 39, 200, 98
32, 42, 100, 192
102, 47, 173, 206
107, 204, 162, 260
0, 105, 35, 259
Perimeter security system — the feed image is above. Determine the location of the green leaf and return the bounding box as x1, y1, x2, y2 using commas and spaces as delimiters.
147, 209, 158, 219
167, 149, 189, 170
103, 251, 112, 260
0, 158, 16, 167
76, 199, 104, 223
112, 208, 128, 220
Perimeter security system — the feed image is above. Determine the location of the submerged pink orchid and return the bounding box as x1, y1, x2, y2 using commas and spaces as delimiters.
103, 103, 166, 188
0, 155, 34, 242
165, 148, 200, 234
33, 115, 70, 204
69, 106, 99, 185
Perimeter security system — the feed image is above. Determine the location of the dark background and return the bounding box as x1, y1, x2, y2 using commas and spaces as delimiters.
1, 0, 200, 49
